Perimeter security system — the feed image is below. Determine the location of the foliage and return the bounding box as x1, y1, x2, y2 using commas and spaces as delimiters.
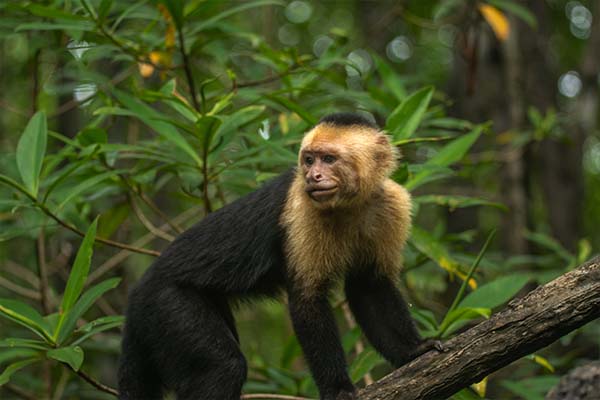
0, 1, 597, 399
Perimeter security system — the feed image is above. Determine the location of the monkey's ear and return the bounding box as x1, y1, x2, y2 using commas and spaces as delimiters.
375, 134, 391, 146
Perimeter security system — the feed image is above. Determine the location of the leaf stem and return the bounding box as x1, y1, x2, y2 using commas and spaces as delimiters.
447, 229, 497, 315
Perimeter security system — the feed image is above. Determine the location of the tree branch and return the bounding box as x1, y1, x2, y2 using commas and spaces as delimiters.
359, 256, 600, 400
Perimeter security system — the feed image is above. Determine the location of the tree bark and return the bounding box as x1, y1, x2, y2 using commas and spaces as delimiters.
358, 256, 600, 400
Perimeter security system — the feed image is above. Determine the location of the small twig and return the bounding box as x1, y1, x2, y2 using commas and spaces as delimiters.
87, 207, 199, 285
129, 194, 175, 242
0, 275, 40, 300
4, 383, 37, 400
241, 395, 314, 400
4, 260, 40, 288
176, 26, 201, 112
36, 228, 52, 314
64, 364, 118, 397
37, 202, 161, 257
139, 192, 184, 234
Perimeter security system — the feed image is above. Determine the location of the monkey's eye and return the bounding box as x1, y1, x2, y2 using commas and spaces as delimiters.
304, 156, 314, 166
322, 155, 336, 164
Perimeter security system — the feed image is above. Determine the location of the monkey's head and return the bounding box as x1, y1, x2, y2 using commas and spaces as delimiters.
298, 113, 398, 209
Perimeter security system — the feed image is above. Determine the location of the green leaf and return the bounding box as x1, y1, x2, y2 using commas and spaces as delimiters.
414, 195, 507, 211
15, 21, 95, 31
487, 0, 537, 28
47, 346, 84, 371
59, 218, 98, 315
0, 358, 40, 385
459, 274, 529, 309
349, 350, 384, 383
341, 327, 362, 354
373, 54, 406, 101
451, 388, 483, 400
16, 111, 47, 198
55, 169, 124, 210
0, 299, 52, 342
0, 349, 40, 365
196, 115, 222, 154
525, 231, 574, 264
264, 94, 316, 125
57, 277, 121, 344
72, 315, 125, 346
211, 105, 266, 155
386, 86, 433, 141
500, 376, 560, 400
0, 338, 48, 351
426, 126, 482, 167
409, 226, 465, 278
113, 89, 202, 165
437, 307, 491, 337
189, 0, 284, 33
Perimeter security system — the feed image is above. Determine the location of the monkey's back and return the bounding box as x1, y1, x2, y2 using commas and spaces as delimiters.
141, 168, 296, 297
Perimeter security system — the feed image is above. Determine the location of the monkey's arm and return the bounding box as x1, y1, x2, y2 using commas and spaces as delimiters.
344, 270, 425, 368
288, 284, 356, 400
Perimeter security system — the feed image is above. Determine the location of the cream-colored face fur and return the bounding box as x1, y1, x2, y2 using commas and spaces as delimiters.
280, 122, 411, 296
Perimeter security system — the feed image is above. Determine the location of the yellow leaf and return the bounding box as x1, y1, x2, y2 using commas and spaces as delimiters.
149, 51, 163, 65
531, 354, 555, 372
471, 376, 488, 397
478, 4, 510, 41
278, 113, 289, 134
138, 62, 154, 78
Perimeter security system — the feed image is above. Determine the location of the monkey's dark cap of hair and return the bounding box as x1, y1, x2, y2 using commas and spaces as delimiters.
318, 113, 379, 129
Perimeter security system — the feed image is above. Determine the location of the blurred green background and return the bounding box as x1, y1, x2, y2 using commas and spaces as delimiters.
0, 1, 598, 399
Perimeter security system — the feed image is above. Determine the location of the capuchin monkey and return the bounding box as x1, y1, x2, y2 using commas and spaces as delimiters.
118, 113, 442, 400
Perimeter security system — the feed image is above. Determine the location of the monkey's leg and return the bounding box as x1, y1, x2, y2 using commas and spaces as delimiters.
153, 286, 246, 400
345, 270, 424, 368
287, 283, 356, 400
118, 326, 163, 400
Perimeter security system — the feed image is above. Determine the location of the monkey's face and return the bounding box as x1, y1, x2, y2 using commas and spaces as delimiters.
299, 123, 397, 209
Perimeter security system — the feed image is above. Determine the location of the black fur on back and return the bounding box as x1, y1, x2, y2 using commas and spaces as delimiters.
318, 112, 378, 129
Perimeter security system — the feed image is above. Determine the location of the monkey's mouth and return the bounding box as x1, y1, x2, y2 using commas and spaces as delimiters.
306, 185, 338, 201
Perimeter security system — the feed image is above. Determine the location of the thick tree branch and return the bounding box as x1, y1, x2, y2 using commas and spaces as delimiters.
359, 256, 600, 400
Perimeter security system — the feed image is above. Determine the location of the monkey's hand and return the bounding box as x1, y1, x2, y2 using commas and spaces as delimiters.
410, 339, 446, 359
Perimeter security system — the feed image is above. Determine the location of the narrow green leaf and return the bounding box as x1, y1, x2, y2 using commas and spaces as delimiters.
409, 226, 464, 277
16, 111, 47, 198
57, 277, 121, 344
113, 89, 202, 165
47, 346, 84, 371
0, 358, 40, 385
459, 274, 530, 309
349, 350, 384, 383
55, 169, 124, 211
426, 126, 482, 167
196, 116, 222, 154
414, 195, 507, 211
59, 219, 98, 315
0, 349, 40, 365
189, 0, 284, 33
0, 299, 52, 342
373, 54, 406, 101
264, 94, 316, 125
15, 22, 95, 31
386, 86, 434, 140
438, 307, 491, 337
72, 315, 125, 346
0, 338, 48, 351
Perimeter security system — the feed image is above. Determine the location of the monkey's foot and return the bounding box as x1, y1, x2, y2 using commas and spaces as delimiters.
411, 339, 447, 358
